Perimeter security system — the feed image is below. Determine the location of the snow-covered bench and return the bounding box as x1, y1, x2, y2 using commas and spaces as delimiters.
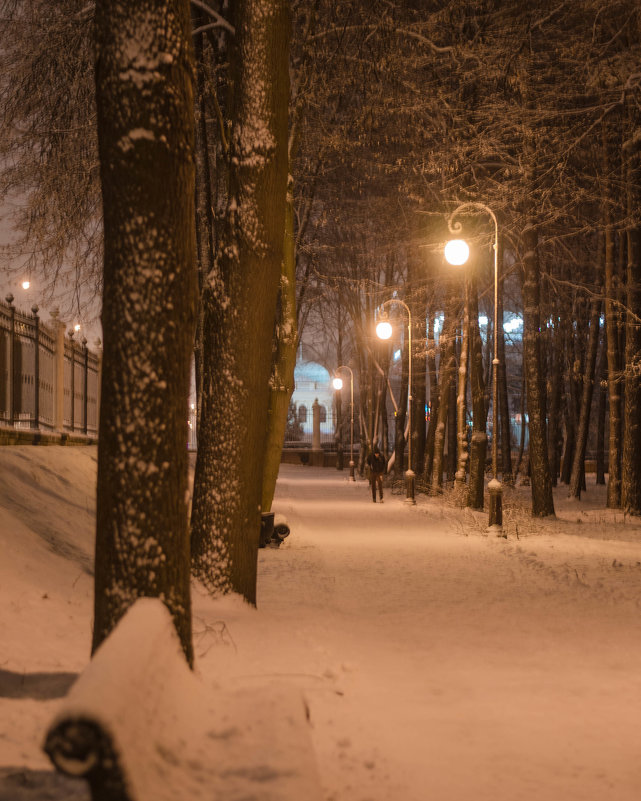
44, 598, 322, 801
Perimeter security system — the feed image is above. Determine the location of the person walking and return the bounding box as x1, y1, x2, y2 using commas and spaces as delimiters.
367, 445, 386, 503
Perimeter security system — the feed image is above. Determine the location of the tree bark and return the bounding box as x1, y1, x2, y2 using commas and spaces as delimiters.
422, 307, 439, 485
621, 125, 641, 515
261, 179, 298, 512
191, 0, 290, 602
93, 0, 197, 662
496, 241, 512, 485
595, 328, 607, 485
603, 121, 624, 506
467, 272, 487, 510
431, 306, 456, 494
569, 297, 602, 499
454, 280, 470, 504
546, 306, 562, 487
521, 223, 555, 516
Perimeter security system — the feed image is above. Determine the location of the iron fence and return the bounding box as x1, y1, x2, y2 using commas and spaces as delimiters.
0, 296, 100, 434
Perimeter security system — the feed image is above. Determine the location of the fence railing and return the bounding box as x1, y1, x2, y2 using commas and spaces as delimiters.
0, 295, 101, 435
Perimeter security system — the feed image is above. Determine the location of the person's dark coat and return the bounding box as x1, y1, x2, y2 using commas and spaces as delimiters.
367, 450, 386, 475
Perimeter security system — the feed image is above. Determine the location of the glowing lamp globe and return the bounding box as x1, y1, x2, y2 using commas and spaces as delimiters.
333, 377, 343, 391
444, 239, 470, 266
376, 320, 393, 340
22, 280, 30, 290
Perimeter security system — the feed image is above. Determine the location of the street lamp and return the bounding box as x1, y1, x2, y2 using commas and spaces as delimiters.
333, 366, 355, 480
444, 201, 502, 533
375, 298, 415, 504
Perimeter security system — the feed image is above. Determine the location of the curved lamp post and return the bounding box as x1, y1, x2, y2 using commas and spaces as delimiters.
445, 202, 502, 533
333, 365, 355, 481
375, 298, 415, 504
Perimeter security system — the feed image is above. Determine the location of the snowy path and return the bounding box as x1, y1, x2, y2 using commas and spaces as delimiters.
2, 450, 641, 800
206, 465, 641, 801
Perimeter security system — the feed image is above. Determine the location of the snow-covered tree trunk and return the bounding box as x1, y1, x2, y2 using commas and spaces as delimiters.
521, 223, 555, 517
467, 271, 486, 510
191, 0, 290, 602
92, 0, 197, 662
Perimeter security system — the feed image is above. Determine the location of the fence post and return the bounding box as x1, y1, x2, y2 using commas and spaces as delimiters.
95, 338, 102, 433
49, 309, 66, 431
69, 330, 75, 432
312, 398, 321, 451
83, 337, 88, 435
32, 305, 40, 429
5, 294, 15, 426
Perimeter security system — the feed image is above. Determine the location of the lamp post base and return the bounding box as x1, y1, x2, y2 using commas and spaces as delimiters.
349, 460, 356, 481
488, 478, 504, 535
405, 469, 416, 505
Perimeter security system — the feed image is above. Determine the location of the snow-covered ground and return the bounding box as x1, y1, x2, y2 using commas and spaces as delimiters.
2, 446, 641, 800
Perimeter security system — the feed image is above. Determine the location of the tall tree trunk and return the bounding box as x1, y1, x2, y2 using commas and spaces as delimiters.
521, 223, 555, 516
422, 308, 439, 485
467, 271, 487, 510
93, 0, 197, 662
603, 120, 624, 507
595, 328, 607, 486
431, 306, 456, 494
496, 240, 512, 485
546, 307, 562, 487
454, 280, 470, 503
394, 339, 409, 479
569, 297, 602, 499
191, 0, 290, 602
621, 124, 641, 515
261, 179, 298, 512
446, 356, 458, 484
514, 370, 527, 483
192, 22, 215, 432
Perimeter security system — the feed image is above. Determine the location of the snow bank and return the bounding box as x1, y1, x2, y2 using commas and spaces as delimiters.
45, 598, 321, 801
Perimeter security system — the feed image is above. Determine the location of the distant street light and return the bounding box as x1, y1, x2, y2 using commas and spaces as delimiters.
375, 298, 415, 504
445, 201, 502, 533
333, 366, 355, 480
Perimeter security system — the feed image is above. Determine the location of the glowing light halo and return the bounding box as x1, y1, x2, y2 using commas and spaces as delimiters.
332, 377, 343, 390
376, 320, 393, 340
21, 280, 30, 290
444, 239, 470, 266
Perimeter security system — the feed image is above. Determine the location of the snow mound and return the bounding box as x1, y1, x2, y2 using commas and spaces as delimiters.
45, 598, 322, 801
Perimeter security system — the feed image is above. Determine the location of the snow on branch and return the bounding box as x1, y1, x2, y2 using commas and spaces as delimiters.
190, 0, 234, 35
